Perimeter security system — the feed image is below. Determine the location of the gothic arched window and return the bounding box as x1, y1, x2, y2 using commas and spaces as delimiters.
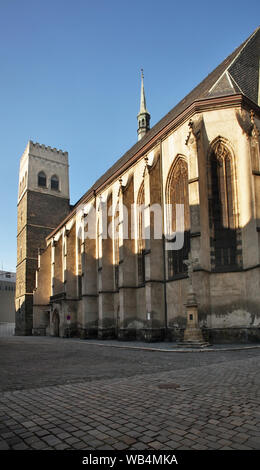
51, 175, 59, 191
97, 218, 102, 270
166, 156, 190, 279
137, 181, 145, 285
114, 232, 119, 290
38, 171, 46, 187
77, 228, 82, 298
113, 199, 120, 290
208, 138, 240, 270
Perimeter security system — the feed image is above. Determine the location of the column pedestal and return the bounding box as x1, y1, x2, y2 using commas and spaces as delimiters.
179, 291, 210, 348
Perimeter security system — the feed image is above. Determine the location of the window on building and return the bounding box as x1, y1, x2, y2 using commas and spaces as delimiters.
77, 230, 82, 299
97, 218, 102, 270
166, 156, 190, 279
38, 171, 46, 187
208, 139, 240, 270
137, 181, 145, 286
114, 217, 119, 290
51, 175, 59, 191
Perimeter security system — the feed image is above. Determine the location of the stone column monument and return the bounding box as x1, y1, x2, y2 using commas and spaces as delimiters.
179, 253, 210, 348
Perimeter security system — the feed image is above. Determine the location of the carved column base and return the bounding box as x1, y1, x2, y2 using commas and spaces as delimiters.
179, 304, 210, 348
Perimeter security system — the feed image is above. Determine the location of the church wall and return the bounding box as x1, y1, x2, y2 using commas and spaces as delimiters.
31, 102, 260, 343
136, 286, 146, 326
202, 107, 258, 269
53, 237, 63, 295
133, 159, 146, 330
254, 175, 260, 230
206, 268, 260, 343
80, 234, 98, 338
34, 245, 51, 305
16, 262, 26, 300
162, 119, 194, 340
116, 175, 139, 339
201, 108, 260, 336
33, 245, 51, 335
97, 193, 115, 338
166, 278, 188, 340
66, 223, 77, 299
161, 107, 260, 340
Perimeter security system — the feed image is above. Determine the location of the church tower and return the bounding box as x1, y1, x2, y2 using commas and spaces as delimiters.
15, 141, 70, 335
137, 69, 150, 141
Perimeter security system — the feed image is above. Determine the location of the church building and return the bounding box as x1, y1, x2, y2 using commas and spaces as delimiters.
16, 27, 260, 343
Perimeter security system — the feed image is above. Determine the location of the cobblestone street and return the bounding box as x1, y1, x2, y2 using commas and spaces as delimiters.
0, 336, 260, 450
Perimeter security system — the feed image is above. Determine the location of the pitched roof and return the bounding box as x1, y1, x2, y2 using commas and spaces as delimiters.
47, 27, 260, 238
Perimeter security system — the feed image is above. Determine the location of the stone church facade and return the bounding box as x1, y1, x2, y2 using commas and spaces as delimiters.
16, 27, 260, 343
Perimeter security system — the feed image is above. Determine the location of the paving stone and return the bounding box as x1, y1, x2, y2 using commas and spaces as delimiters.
30, 441, 48, 450
73, 441, 88, 449
148, 440, 165, 449
72, 430, 86, 438
130, 443, 147, 450
65, 437, 81, 445
112, 442, 129, 450
42, 436, 62, 446
119, 436, 137, 445
0, 441, 10, 450
0, 337, 260, 451
12, 442, 30, 450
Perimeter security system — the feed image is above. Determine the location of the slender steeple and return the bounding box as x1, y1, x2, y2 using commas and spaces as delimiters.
137, 69, 150, 141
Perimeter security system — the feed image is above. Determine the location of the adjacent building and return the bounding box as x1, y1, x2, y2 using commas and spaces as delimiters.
0, 270, 16, 323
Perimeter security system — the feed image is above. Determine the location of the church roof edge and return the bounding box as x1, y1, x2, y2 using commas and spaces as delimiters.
46, 27, 260, 240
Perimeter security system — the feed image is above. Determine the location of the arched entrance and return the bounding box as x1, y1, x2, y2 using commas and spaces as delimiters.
52, 310, 60, 337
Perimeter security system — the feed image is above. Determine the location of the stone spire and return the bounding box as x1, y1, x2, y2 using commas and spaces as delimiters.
137, 69, 150, 141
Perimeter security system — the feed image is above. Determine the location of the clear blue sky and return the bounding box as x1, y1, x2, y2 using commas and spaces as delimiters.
0, 0, 259, 272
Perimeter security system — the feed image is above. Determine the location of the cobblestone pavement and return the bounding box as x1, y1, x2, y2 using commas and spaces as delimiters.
0, 336, 260, 450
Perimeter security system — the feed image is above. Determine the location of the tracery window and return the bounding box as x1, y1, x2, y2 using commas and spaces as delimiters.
137, 181, 145, 285
38, 171, 46, 187
208, 139, 240, 270
114, 234, 119, 290
51, 175, 59, 191
77, 229, 82, 298
97, 218, 102, 270
166, 157, 190, 279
